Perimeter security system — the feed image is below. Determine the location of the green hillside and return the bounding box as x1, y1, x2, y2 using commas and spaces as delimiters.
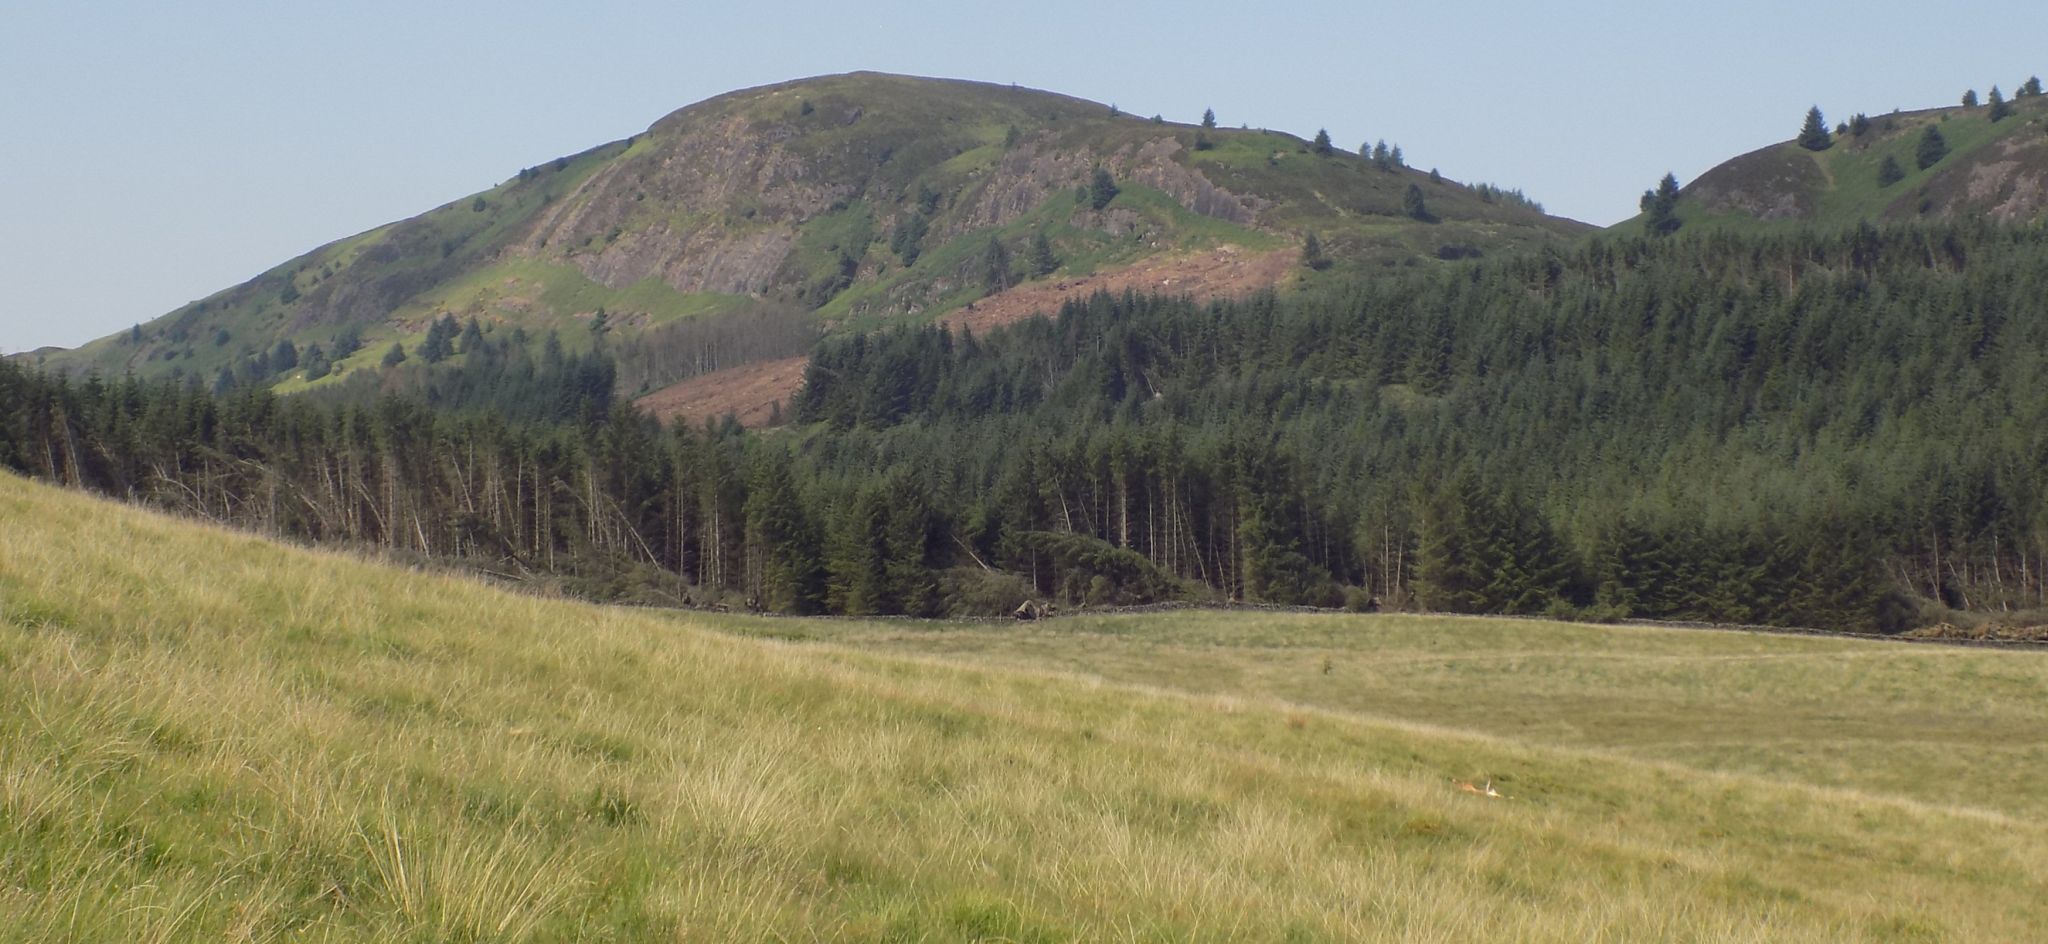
30, 72, 1587, 395
1618, 90, 2048, 235
5, 471, 2048, 940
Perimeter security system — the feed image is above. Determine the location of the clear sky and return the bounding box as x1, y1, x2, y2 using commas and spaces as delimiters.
4, 0, 2045, 352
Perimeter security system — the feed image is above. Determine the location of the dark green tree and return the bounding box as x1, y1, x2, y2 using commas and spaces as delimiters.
381, 342, 408, 368
1988, 86, 2012, 122
1797, 106, 1832, 151
1402, 184, 1429, 221
1876, 154, 1905, 187
301, 344, 331, 381
1642, 173, 1682, 235
1300, 232, 1331, 271
1962, 89, 1979, 108
419, 316, 456, 364
1201, 107, 1216, 129
1917, 125, 1949, 170
890, 212, 929, 265
271, 339, 299, 373
1311, 128, 1333, 155
1029, 232, 1059, 277
744, 456, 824, 614
458, 318, 484, 353
331, 325, 362, 360
2021, 76, 2044, 98
1089, 167, 1120, 210
981, 237, 1012, 294
1848, 113, 1871, 136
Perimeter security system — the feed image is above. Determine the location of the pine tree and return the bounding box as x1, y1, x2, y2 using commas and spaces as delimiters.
420, 315, 456, 364
1311, 128, 1333, 155
1371, 140, 1392, 171
1987, 86, 2012, 122
271, 339, 299, 372
381, 342, 408, 368
981, 237, 1012, 294
1917, 125, 1949, 170
1797, 106, 1832, 151
1201, 107, 1216, 129
302, 344, 330, 380
744, 456, 824, 614
2022, 76, 2044, 98
1876, 154, 1905, 187
1402, 184, 1429, 221
1088, 167, 1120, 210
1642, 172, 1682, 236
1962, 89, 1979, 108
1300, 232, 1331, 271
1028, 232, 1058, 277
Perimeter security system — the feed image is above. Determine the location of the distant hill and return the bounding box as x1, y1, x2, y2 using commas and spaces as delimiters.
1618, 87, 2048, 234
26, 72, 1588, 405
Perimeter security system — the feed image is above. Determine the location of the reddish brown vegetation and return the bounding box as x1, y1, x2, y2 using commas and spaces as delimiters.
633, 245, 1295, 427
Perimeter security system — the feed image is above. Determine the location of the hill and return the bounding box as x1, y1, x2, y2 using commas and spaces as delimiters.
26, 72, 1587, 413
1620, 86, 2048, 234
5, 470, 2048, 940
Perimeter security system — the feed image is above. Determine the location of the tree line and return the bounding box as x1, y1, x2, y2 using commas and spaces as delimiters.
7, 220, 2048, 629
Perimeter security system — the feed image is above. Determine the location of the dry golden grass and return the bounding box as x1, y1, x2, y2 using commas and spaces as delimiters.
3, 471, 2045, 941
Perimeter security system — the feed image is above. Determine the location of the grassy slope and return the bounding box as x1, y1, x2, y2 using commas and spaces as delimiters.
1615, 95, 2048, 236
34, 73, 1586, 384
5, 473, 2046, 941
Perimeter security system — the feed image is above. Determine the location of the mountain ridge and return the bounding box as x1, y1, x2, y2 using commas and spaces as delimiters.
25, 71, 1586, 400
1625, 91, 2048, 234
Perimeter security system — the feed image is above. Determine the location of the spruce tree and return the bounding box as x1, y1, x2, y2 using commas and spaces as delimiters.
1917, 125, 1949, 169
2021, 76, 2044, 98
1028, 232, 1058, 277
1300, 232, 1331, 271
1311, 128, 1333, 155
744, 457, 824, 614
1962, 89, 1979, 108
1201, 107, 1217, 129
381, 342, 407, 368
271, 339, 299, 372
1876, 154, 1905, 187
1402, 184, 1429, 221
302, 345, 331, 381
1643, 172, 1682, 235
981, 237, 1012, 294
1797, 106, 1832, 151
1988, 86, 2011, 122
1088, 167, 1120, 210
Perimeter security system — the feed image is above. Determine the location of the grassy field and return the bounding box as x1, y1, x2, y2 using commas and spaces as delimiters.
4, 472, 2047, 941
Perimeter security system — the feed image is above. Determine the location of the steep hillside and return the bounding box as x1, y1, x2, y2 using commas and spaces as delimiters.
1621, 88, 2048, 234
6, 470, 2048, 940
30, 72, 1587, 400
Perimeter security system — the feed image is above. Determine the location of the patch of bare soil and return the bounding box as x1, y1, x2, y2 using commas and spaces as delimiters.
633, 245, 1295, 427
941, 244, 1297, 335
633, 355, 809, 428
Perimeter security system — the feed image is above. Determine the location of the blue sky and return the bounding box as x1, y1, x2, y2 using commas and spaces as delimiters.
4, 0, 2045, 351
